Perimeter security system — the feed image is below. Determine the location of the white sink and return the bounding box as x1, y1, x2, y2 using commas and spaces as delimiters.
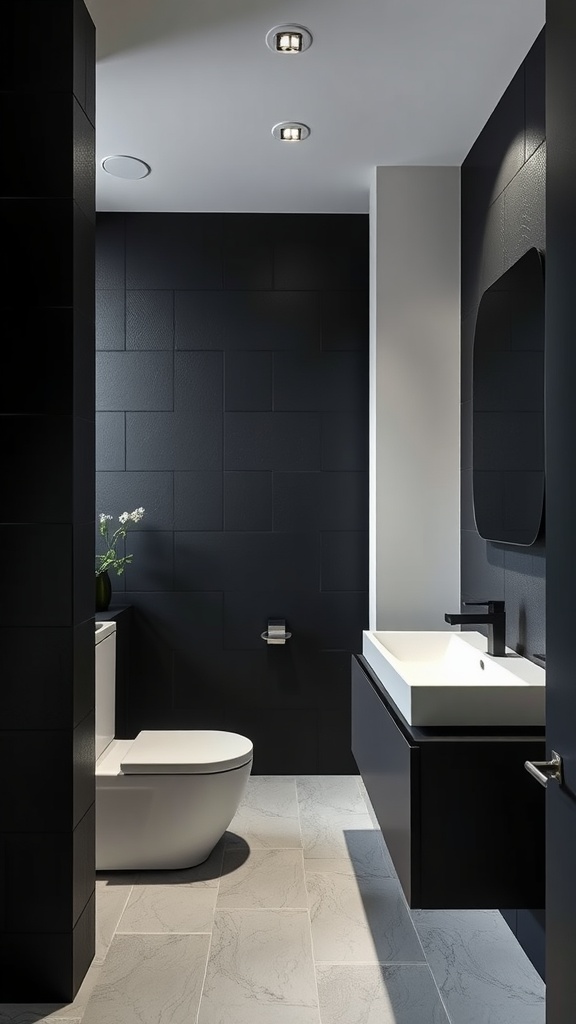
362, 630, 545, 727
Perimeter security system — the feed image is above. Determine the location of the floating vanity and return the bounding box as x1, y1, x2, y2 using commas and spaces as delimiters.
352, 633, 545, 910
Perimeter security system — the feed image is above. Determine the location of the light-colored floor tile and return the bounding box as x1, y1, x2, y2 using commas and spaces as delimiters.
413, 910, 545, 1024
297, 776, 376, 858
316, 963, 450, 1024
95, 880, 133, 963
218, 849, 307, 909
82, 933, 209, 1024
355, 777, 381, 831
226, 776, 302, 849
198, 909, 320, 1024
304, 829, 394, 879
307, 870, 425, 964
117, 884, 217, 933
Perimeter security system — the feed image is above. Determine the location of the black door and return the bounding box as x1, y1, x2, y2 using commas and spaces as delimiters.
544, 3, 576, 1020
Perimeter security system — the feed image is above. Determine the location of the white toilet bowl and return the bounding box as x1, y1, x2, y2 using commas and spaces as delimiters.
94, 620, 252, 870
95, 729, 253, 870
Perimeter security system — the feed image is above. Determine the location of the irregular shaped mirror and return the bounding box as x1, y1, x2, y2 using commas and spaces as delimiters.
472, 246, 545, 545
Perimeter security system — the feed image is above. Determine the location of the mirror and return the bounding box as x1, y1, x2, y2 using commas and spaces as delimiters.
472, 246, 545, 546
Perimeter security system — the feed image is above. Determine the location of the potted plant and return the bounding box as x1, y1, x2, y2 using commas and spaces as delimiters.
95, 507, 145, 611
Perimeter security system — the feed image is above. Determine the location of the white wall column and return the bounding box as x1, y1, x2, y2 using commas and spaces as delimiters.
369, 166, 460, 629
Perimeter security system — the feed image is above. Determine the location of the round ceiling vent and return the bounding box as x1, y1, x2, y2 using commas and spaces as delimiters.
101, 155, 151, 179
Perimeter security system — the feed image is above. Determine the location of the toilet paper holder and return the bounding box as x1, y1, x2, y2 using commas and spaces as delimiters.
261, 619, 292, 644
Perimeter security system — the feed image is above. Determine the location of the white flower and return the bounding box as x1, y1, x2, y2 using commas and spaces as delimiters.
99, 513, 113, 523
129, 507, 145, 522
118, 512, 129, 524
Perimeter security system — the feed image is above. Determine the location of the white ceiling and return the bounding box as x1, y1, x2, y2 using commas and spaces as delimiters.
85, 0, 545, 214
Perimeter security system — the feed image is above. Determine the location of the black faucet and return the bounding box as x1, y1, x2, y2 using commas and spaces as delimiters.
444, 600, 506, 657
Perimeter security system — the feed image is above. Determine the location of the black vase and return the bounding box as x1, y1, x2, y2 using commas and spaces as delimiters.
95, 570, 112, 612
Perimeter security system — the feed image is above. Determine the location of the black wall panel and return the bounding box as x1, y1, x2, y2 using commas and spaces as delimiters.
460, 28, 546, 977
96, 213, 369, 773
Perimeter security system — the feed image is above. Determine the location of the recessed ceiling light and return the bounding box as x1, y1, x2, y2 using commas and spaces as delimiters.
265, 25, 313, 53
101, 155, 151, 179
271, 122, 311, 142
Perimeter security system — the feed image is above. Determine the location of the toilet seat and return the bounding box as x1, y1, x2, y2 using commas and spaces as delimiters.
118, 729, 253, 775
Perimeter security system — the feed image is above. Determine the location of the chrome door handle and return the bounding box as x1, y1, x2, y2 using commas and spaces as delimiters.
524, 750, 564, 788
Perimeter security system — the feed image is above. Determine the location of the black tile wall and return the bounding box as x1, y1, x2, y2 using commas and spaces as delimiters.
97, 213, 369, 772
1, 0, 96, 1001
461, 28, 546, 978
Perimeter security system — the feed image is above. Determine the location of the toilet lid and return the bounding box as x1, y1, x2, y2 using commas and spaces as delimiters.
119, 730, 253, 775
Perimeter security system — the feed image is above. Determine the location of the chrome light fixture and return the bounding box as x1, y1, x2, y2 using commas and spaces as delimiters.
271, 122, 311, 142
265, 25, 313, 53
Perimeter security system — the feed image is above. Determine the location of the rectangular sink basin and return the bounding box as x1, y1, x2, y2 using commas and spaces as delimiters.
362, 630, 545, 727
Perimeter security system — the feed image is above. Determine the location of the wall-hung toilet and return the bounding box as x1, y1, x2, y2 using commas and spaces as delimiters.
94, 620, 253, 870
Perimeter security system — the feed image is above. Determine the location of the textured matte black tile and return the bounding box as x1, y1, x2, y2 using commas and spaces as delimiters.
123, 531, 174, 592
96, 412, 125, 471
273, 350, 368, 414
96, 289, 125, 351
321, 290, 369, 350
96, 470, 174, 530
1, 199, 76, 308
73, 308, 95, 422
273, 214, 368, 290
124, 591, 224, 659
525, 29, 545, 160
503, 548, 546, 658
125, 213, 223, 289
318, 709, 357, 773
73, 712, 95, 828
96, 214, 125, 289
461, 312, 477, 405
0, 622, 93, 730
73, 414, 95, 525
175, 471, 223, 530
225, 351, 272, 410
73, 805, 95, 927
0, 730, 77, 831
0, 524, 73, 626
224, 472, 272, 531
320, 472, 368, 530
1, 0, 87, 95
225, 412, 321, 471
175, 290, 321, 351
461, 400, 472, 471
503, 145, 546, 266
126, 410, 222, 470
174, 532, 319, 592
73, 202, 95, 320
318, 591, 369, 651
1, 831, 74, 932
74, 0, 96, 122
479, 192, 506, 297
223, 214, 274, 289
226, 708, 318, 774
461, 528, 505, 602
73, 520, 95, 627
1, 309, 73, 413
175, 351, 223, 412
0, 415, 75, 522
72, 98, 95, 222
461, 469, 476, 532
126, 290, 174, 350
321, 412, 368, 471
96, 352, 173, 411
223, 590, 320, 652
273, 472, 320, 532
321, 531, 368, 592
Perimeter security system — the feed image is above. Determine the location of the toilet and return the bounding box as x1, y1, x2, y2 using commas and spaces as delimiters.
94, 620, 253, 870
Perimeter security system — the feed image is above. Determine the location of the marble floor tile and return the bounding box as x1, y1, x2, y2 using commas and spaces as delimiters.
297, 776, 376, 858
95, 879, 133, 963
226, 776, 302, 849
356, 778, 383, 832
198, 909, 320, 1024
316, 963, 450, 1024
117, 884, 217, 933
217, 848, 307, 909
304, 828, 395, 879
82, 933, 210, 1024
307, 869, 425, 964
413, 910, 545, 1024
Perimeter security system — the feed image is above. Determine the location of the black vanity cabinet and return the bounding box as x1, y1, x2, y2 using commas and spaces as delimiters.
351, 655, 545, 909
